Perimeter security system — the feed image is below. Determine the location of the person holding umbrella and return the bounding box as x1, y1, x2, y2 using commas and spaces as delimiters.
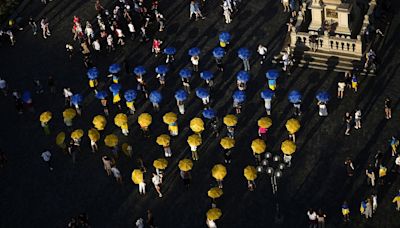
156, 134, 172, 157
236, 71, 249, 91
238, 48, 251, 71
196, 87, 210, 107
288, 90, 302, 116
95, 90, 109, 116
71, 94, 83, 115
220, 137, 234, 164
189, 47, 201, 72
134, 66, 148, 98
219, 32, 231, 48
202, 108, 216, 122
187, 134, 202, 161
261, 89, 274, 115
132, 169, 146, 195
286, 118, 300, 142
266, 69, 279, 91
88, 128, 100, 153
39, 111, 52, 135
212, 164, 227, 188
281, 140, 296, 167
164, 46, 176, 64
208, 187, 223, 208
175, 89, 188, 114
87, 67, 99, 93
251, 138, 266, 162
179, 159, 193, 189
180, 68, 192, 93
153, 158, 168, 177
138, 113, 152, 138
200, 71, 214, 89
149, 90, 162, 111
258, 117, 272, 141
206, 208, 221, 228
224, 114, 237, 139
155, 65, 169, 86
108, 63, 121, 83
124, 89, 137, 114
232, 90, 245, 114
244, 166, 257, 191
63, 108, 77, 127
114, 113, 129, 136
213, 47, 225, 71
163, 112, 179, 136
93, 115, 107, 131
109, 83, 122, 110
316, 91, 330, 116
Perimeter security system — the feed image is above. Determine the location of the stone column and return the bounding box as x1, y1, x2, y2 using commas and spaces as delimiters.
308, 0, 324, 31
336, 3, 352, 35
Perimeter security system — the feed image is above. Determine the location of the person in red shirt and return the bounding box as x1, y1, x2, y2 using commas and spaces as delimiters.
152, 39, 162, 57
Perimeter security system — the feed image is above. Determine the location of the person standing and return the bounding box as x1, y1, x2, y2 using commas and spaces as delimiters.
354, 108, 362, 129
0, 77, 8, 96
102, 156, 112, 176
146, 210, 155, 228
316, 209, 326, 228
392, 190, 400, 211
257, 44, 268, 64
390, 136, 399, 157
190, 145, 199, 161
341, 201, 350, 222
366, 164, 376, 187
364, 198, 373, 219
344, 112, 352, 136
191, 55, 199, 72
41, 150, 53, 171
222, 2, 232, 24
111, 166, 123, 184
0, 150, 8, 168
344, 158, 355, 177
385, 97, 392, 119
152, 173, 163, 197
281, 0, 290, 12
28, 17, 38, 35
307, 209, 317, 228
337, 80, 345, 99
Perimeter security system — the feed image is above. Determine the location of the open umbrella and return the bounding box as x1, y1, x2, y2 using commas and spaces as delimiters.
238, 48, 251, 60
40, 111, 52, 123
187, 134, 202, 147
156, 134, 170, 146
244, 166, 257, 181
258, 117, 272, 128
288, 90, 302, 103
138, 113, 152, 128
179, 68, 192, 79
236, 71, 250, 83
188, 47, 200, 56
202, 108, 216, 119
109, 84, 122, 94
104, 134, 118, 147
95, 90, 108, 99
63, 108, 77, 120
71, 94, 83, 106
131, 169, 143, 184
233, 90, 246, 103
265, 69, 280, 80
281, 140, 296, 155
212, 164, 227, 180
178, 159, 193, 171
316, 91, 330, 102
155, 65, 169, 74
223, 114, 237, 127
153, 158, 168, 170
286, 118, 300, 134
175, 89, 188, 101
212, 47, 225, 58
200, 71, 214, 81
71, 129, 84, 140
207, 208, 222, 221
195, 87, 209, 99
109, 63, 121, 74
114, 113, 128, 127
163, 47, 176, 55
93, 115, 107, 131
149, 90, 162, 103
163, 112, 177, 124
190, 118, 205, 133
124, 89, 137, 102
22, 91, 31, 103
208, 187, 223, 199
261, 89, 275, 99
55, 132, 65, 146
220, 137, 235, 149
87, 67, 99, 80
88, 128, 100, 142
251, 139, 266, 154
219, 32, 231, 43
133, 66, 146, 76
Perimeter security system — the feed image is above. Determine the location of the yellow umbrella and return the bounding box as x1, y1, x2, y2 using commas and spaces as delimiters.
138, 113, 152, 128
55, 132, 65, 146
212, 164, 227, 180
207, 187, 223, 199
286, 118, 300, 134
114, 113, 128, 127
257, 117, 272, 128
251, 139, 266, 154
93, 115, 107, 131
131, 169, 143, 184
220, 137, 235, 149
71, 129, 84, 140
281, 140, 296, 155
156, 134, 170, 146
63, 108, 77, 120
244, 166, 257, 181
190, 118, 204, 133
178, 159, 193, 171
187, 134, 202, 147
88, 128, 100, 142
104, 134, 118, 147
206, 208, 222, 221
163, 112, 177, 125
40, 111, 52, 123
223, 114, 237, 127
153, 158, 168, 170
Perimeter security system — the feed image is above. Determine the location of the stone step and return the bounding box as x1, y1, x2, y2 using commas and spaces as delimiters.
296, 60, 376, 76
292, 48, 363, 61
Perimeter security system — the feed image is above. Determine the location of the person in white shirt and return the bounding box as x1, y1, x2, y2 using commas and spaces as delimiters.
116, 28, 125, 45
307, 209, 317, 228
63, 87, 73, 106
85, 22, 94, 44
107, 34, 114, 52
111, 166, 122, 184
92, 39, 100, 51
152, 173, 163, 197
138, 181, 146, 195
337, 81, 346, 99
257, 44, 268, 64
222, 3, 232, 24
190, 145, 198, 161
206, 218, 217, 228
41, 150, 53, 171
354, 108, 362, 129
128, 22, 136, 40
135, 218, 144, 228
191, 55, 199, 72
281, 0, 289, 12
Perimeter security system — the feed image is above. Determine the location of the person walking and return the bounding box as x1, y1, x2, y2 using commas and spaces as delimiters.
40, 18, 51, 39
385, 97, 392, 119
102, 156, 112, 176
222, 2, 232, 24
344, 158, 355, 177
257, 44, 268, 64
307, 208, 317, 228
341, 201, 350, 222
281, 0, 290, 12
28, 17, 38, 35
139, 180, 146, 195
366, 164, 376, 187
390, 136, 399, 157
0, 77, 8, 96
190, 145, 199, 161
351, 75, 358, 93
316, 209, 326, 228
152, 173, 163, 197
111, 166, 123, 184
180, 170, 191, 189
337, 80, 345, 99
354, 108, 362, 129
191, 55, 199, 72
364, 198, 373, 219
344, 112, 352, 136
41, 150, 53, 171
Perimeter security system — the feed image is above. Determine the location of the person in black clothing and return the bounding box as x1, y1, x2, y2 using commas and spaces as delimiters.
147, 210, 155, 228
211, 119, 219, 137
224, 149, 232, 164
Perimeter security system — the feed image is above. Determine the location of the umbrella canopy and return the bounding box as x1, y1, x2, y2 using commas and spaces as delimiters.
286, 118, 300, 134
22, 91, 31, 103
212, 164, 227, 180
88, 128, 100, 142
92, 115, 107, 131
63, 108, 77, 120
153, 158, 168, 170
212, 47, 225, 58
71, 129, 84, 140
131, 169, 143, 184
187, 134, 202, 147
95, 90, 108, 100
188, 47, 200, 56
281, 140, 296, 155
124, 89, 137, 102
190, 118, 205, 133
175, 89, 188, 101
236, 71, 250, 83
195, 87, 209, 99
219, 32, 231, 42
87, 67, 99, 79
163, 46, 176, 55
104, 134, 118, 147
133, 66, 146, 76
109, 63, 121, 74
109, 84, 122, 94
261, 89, 275, 99
233, 90, 246, 103
114, 113, 128, 127
202, 108, 216, 119
71, 94, 83, 106
258, 117, 272, 128
163, 112, 177, 124
265, 69, 280, 80
316, 91, 330, 102
40, 111, 52, 123
200, 71, 214, 80
208, 187, 223, 199
155, 65, 169, 74
251, 139, 266, 154
178, 159, 193, 171
220, 137, 235, 149
149, 90, 162, 103
56, 132, 65, 146
238, 48, 251, 60
156, 134, 170, 146
223, 114, 237, 127
179, 68, 192, 79
244, 166, 257, 181
288, 90, 302, 103
207, 208, 222, 221
138, 113, 152, 128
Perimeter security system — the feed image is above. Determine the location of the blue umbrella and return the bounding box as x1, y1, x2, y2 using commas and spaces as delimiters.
266, 69, 280, 80
202, 108, 216, 119
188, 47, 200, 56
71, 94, 83, 106
233, 90, 246, 103
109, 83, 122, 94
22, 91, 31, 103
87, 67, 99, 80
95, 90, 108, 99
124, 89, 137, 102
164, 47, 176, 55
219, 32, 231, 43
179, 68, 192, 79
155, 65, 169, 74
236, 71, 250, 83
288, 90, 302, 103
213, 47, 225, 58
175, 89, 188, 101
238, 48, 251, 60
195, 87, 209, 99
109, 63, 121, 74
261, 89, 275, 99
200, 71, 214, 80
133, 66, 146, 76
316, 91, 330, 102
149, 90, 162, 103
